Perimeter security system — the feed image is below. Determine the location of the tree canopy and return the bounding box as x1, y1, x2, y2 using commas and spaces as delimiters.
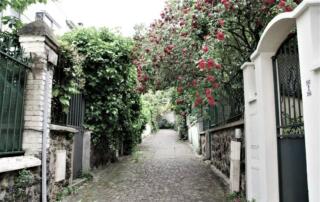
0, 0, 47, 12
133, 0, 301, 115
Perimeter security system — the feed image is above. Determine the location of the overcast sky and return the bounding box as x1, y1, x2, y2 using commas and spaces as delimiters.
52, 0, 166, 36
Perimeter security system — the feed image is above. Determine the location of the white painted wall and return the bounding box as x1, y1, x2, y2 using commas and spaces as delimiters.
188, 122, 201, 153
0, 1, 71, 35
243, 1, 320, 201
22, 2, 70, 35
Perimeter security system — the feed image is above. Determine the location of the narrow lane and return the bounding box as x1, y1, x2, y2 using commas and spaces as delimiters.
65, 130, 227, 202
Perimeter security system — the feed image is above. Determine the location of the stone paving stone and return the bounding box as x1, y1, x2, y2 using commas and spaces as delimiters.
64, 130, 227, 202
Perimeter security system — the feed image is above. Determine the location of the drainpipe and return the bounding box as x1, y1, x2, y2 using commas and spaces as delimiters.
42, 68, 50, 202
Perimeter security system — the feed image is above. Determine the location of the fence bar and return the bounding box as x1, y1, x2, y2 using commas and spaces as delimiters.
5, 63, 15, 152
12, 66, 22, 151
0, 40, 28, 156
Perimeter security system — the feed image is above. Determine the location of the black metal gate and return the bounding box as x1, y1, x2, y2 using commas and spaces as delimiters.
67, 94, 85, 179
273, 34, 308, 202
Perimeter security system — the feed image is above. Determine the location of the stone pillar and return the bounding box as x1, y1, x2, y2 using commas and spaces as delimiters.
296, 3, 320, 201
18, 21, 58, 157
242, 53, 280, 202
204, 132, 211, 160
82, 131, 92, 173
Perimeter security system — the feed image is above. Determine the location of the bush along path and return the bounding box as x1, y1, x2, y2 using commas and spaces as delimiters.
54, 28, 148, 166
63, 130, 227, 202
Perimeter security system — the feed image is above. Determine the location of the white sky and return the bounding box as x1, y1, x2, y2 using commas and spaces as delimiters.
38, 0, 167, 36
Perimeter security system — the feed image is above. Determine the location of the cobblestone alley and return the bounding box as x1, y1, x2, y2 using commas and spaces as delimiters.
64, 130, 227, 202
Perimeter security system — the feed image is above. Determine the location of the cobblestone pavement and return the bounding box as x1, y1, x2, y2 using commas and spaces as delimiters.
64, 129, 227, 202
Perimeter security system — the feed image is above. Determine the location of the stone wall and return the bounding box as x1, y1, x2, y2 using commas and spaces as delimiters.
210, 121, 246, 192
0, 167, 40, 201
47, 130, 74, 201
200, 133, 206, 156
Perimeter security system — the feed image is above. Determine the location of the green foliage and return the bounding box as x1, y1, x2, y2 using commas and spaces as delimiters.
52, 41, 85, 114
0, 0, 47, 12
60, 28, 146, 157
14, 169, 34, 197
56, 186, 77, 202
79, 172, 93, 181
227, 192, 256, 202
0, 0, 47, 32
158, 118, 175, 129
141, 89, 173, 132
131, 146, 143, 163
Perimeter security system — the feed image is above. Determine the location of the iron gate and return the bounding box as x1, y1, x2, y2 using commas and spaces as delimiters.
273, 34, 308, 202
0, 34, 29, 157
67, 93, 85, 179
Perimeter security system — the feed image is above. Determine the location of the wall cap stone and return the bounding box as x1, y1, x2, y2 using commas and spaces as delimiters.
0, 156, 41, 173
201, 119, 244, 134
50, 124, 79, 133
18, 20, 59, 52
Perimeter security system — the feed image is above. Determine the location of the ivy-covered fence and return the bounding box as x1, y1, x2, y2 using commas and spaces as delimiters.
53, 28, 147, 166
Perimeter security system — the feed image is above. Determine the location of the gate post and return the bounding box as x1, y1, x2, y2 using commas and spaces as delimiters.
296, 3, 320, 201
19, 20, 58, 157
242, 58, 280, 202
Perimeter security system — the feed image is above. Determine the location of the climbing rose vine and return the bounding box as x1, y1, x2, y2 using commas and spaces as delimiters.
133, 0, 301, 116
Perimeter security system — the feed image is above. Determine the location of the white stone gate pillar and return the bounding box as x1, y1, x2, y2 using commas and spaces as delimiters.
296, 3, 320, 201
242, 1, 320, 201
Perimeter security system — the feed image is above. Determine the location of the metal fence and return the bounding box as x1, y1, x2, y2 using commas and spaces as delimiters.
51, 52, 85, 127
51, 57, 86, 179
202, 73, 244, 131
0, 33, 29, 157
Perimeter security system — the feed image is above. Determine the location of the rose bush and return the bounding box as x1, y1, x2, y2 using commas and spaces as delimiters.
133, 0, 301, 117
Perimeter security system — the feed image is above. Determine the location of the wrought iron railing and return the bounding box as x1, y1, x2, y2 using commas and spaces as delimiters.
273, 33, 304, 138
202, 73, 244, 131
51, 55, 85, 128
0, 32, 29, 157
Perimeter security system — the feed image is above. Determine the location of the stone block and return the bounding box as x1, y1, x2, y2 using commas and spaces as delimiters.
230, 141, 241, 192
55, 150, 67, 182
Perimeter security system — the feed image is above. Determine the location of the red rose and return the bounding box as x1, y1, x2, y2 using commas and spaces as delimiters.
192, 79, 197, 87
285, 5, 293, 12
215, 63, 222, 69
207, 75, 215, 83
264, 0, 275, 4
216, 31, 225, 41
207, 58, 215, 70
278, 0, 286, 7
198, 59, 207, 71
207, 95, 215, 106
202, 45, 209, 53
194, 96, 203, 107
218, 19, 225, 27
205, 88, 212, 96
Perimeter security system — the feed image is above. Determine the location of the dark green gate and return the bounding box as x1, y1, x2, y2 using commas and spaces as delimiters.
0, 35, 29, 157
67, 93, 85, 179
273, 34, 308, 202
